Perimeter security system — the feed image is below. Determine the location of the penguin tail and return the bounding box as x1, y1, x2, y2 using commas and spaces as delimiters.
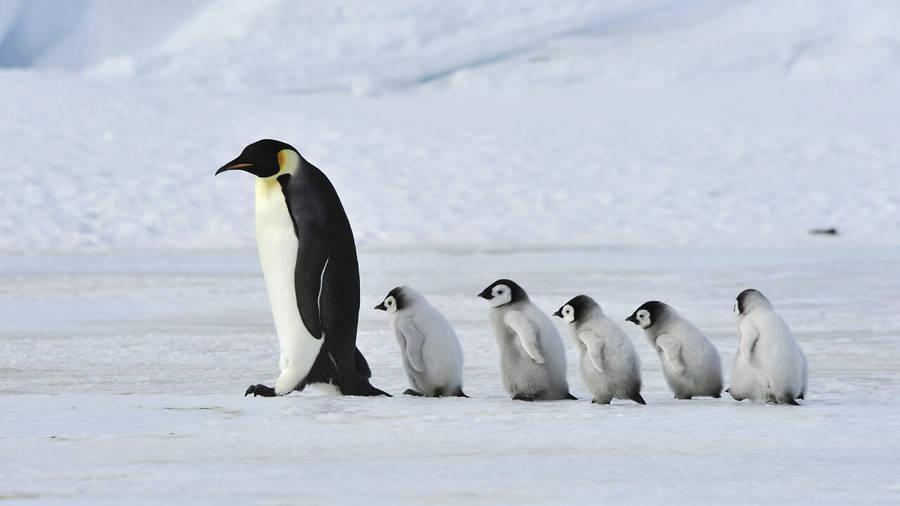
341, 380, 391, 397
565, 392, 577, 401
454, 389, 469, 398
355, 347, 372, 379
631, 392, 647, 405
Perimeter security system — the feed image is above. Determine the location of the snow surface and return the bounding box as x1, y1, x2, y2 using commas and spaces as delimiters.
2, 0, 900, 504
3, 248, 900, 504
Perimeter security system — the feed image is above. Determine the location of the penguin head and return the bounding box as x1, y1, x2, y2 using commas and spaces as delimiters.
735, 289, 772, 316
626, 300, 667, 329
215, 139, 301, 179
477, 279, 527, 308
553, 295, 598, 324
374, 286, 410, 314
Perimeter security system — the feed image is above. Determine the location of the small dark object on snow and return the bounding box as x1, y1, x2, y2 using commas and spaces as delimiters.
810, 228, 838, 236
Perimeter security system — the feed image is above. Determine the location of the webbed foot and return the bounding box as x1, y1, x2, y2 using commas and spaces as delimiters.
245, 384, 276, 397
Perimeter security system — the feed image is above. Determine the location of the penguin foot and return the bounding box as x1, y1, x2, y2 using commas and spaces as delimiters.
712, 393, 721, 398
630, 393, 647, 405
512, 394, 535, 402
403, 389, 424, 397
245, 384, 276, 397
675, 395, 693, 400
591, 398, 612, 405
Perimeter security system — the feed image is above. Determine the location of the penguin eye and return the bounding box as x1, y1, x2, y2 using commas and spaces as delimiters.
497, 289, 504, 294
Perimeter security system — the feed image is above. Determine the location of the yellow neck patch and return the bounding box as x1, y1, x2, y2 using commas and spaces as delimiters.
275, 149, 300, 178
256, 149, 301, 197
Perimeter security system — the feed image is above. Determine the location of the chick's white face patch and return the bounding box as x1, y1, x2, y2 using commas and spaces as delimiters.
561, 304, 576, 323
489, 284, 512, 307
383, 295, 398, 314
636, 309, 652, 329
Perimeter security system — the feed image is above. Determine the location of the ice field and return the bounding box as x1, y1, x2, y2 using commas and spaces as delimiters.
2, 247, 900, 504
2, 0, 900, 504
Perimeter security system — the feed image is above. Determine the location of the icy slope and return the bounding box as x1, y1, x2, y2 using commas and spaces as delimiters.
0, 1, 898, 253
3, 1, 900, 90
1, 75, 897, 253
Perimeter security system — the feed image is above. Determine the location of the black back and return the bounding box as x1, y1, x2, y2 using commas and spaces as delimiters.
282, 156, 382, 395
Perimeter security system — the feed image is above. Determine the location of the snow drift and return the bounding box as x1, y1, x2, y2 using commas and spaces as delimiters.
0, 0, 898, 253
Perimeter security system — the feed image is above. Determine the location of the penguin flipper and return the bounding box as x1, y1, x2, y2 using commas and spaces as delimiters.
294, 222, 328, 340
503, 311, 546, 364
245, 384, 276, 397
397, 317, 427, 373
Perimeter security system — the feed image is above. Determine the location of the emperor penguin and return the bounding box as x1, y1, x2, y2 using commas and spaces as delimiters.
626, 301, 723, 399
216, 139, 388, 397
728, 289, 807, 405
374, 286, 466, 397
554, 295, 645, 405
477, 279, 574, 401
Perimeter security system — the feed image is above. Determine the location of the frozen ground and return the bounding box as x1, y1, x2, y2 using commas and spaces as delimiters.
2, 247, 900, 504
2, 0, 900, 504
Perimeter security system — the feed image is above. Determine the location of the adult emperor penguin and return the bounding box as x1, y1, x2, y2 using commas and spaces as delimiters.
626, 301, 723, 399
374, 286, 466, 397
216, 139, 388, 397
728, 289, 807, 404
554, 295, 645, 405
478, 279, 574, 401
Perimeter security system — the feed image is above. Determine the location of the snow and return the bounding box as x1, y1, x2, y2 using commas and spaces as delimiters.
3, 248, 900, 504
2, 0, 900, 503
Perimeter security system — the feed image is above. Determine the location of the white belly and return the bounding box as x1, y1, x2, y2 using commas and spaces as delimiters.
255, 178, 323, 395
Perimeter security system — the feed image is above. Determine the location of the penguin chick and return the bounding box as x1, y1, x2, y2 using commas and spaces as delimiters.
626, 301, 723, 399
555, 295, 645, 405
729, 289, 807, 405
375, 286, 466, 397
478, 279, 574, 401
